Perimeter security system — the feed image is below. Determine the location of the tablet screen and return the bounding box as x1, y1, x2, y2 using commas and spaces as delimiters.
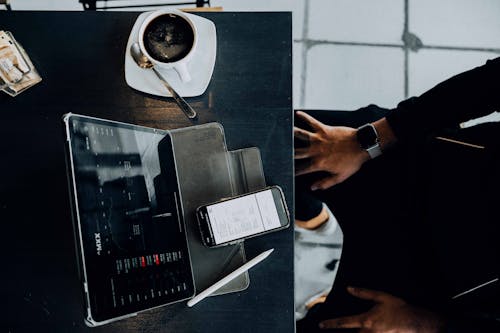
66, 115, 194, 323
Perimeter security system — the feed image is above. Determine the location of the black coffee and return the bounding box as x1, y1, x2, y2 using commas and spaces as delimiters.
143, 14, 194, 63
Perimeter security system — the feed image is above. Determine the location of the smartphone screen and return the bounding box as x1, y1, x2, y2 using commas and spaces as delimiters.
205, 189, 283, 245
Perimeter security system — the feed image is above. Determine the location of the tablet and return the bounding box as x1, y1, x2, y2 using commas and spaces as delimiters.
64, 114, 195, 326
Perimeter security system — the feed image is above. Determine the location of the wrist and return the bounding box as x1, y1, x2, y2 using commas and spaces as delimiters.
372, 117, 397, 151
349, 128, 371, 163
355, 117, 397, 160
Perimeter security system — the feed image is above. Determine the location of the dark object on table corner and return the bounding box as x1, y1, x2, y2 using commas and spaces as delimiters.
1, 0, 11, 11
79, 0, 210, 11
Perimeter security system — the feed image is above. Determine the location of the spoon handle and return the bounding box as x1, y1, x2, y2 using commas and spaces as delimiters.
152, 67, 197, 119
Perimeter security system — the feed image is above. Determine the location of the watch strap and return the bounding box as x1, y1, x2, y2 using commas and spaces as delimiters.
366, 144, 382, 159
357, 123, 382, 159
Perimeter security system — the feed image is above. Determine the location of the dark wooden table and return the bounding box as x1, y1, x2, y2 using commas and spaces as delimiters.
0, 11, 293, 332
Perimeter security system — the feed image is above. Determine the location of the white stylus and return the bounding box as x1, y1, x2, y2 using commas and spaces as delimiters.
187, 248, 274, 307
451, 277, 498, 299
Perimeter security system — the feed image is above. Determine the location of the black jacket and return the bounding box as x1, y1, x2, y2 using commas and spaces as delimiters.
387, 57, 500, 333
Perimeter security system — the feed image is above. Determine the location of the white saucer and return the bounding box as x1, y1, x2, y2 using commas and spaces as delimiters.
124, 12, 217, 97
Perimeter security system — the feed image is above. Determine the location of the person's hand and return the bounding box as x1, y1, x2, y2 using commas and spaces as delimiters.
319, 287, 445, 333
294, 111, 369, 190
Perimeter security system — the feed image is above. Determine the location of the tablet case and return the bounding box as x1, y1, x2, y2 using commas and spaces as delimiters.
169, 124, 266, 295
64, 115, 266, 325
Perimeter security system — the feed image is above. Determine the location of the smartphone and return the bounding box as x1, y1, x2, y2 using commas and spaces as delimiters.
196, 186, 290, 247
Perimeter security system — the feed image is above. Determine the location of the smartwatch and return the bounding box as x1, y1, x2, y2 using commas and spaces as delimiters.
356, 123, 382, 159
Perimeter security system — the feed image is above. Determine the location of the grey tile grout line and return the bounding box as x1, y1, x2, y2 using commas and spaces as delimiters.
421, 45, 500, 53
294, 39, 403, 48
293, 39, 500, 54
293, 38, 404, 48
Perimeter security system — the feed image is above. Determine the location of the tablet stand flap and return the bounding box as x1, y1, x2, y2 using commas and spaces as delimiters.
228, 147, 266, 195
165, 123, 266, 296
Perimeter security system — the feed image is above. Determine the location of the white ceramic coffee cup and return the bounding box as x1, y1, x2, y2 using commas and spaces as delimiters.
138, 9, 197, 83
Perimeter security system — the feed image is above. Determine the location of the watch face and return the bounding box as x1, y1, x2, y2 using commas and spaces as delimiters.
357, 124, 378, 149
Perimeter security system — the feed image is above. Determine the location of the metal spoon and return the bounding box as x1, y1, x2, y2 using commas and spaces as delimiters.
130, 42, 197, 119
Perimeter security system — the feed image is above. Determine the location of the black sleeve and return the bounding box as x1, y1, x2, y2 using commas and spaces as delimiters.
444, 317, 500, 333
385, 57, 500, 143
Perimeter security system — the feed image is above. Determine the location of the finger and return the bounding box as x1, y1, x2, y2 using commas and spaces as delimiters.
319, 314, 365, 329
311, 175, 341, 191
294, 126, 313, 142
295, 111, 325, 131
347, 286, 394, 303
295, 159, 320, 176
294, 147, 314, 159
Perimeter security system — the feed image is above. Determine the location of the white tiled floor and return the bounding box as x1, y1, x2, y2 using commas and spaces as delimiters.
410, 0, 500, 49
408, 49, 499, 97
308, 0, 404, 44
305, 45, 404, 110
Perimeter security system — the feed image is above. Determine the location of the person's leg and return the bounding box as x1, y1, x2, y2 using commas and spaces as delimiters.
294, 182, 325, 227
298, 155, 446, 333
